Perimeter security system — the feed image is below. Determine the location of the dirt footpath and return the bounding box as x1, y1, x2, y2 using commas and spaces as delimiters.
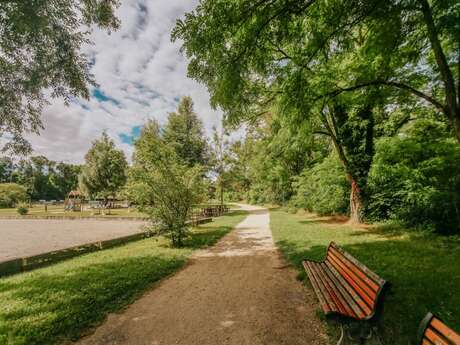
0, 219, 145, 262
77, 205, 328, 345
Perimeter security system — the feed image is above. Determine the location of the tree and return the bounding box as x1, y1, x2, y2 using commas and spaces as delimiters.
0, 183, 28, 208
0, 157, 15, 183
173, 0, 460, 141
209, 127, 233, 205
163, 96, 209, 167
79, 133, 127, 203
0, 0, 120, 154
127, 120, 205, 247
175, 0, 459, 221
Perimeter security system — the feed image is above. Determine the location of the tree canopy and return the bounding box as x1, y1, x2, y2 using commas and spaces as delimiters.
79, 133, 127, 200
0, 0, 120, 154
163, 96, 209, 167
173, 0, 460, 223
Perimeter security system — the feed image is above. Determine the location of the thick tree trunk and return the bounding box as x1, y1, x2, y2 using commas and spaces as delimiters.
453, 114, 460, 143
349, 179, 363, 223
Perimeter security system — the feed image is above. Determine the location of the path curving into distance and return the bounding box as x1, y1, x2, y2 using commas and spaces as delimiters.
78, 204, 327, 345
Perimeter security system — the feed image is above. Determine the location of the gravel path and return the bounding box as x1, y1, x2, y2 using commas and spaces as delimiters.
0, 219, 145, 262
77, 205, 328, 345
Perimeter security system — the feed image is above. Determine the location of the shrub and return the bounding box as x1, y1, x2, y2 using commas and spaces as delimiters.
0, 183, 28, 208
291, 154, 349, 215
16, 204, 28, 215
366, 119, 460, 234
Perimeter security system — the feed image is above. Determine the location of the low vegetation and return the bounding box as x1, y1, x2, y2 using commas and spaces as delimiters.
270, 209, 460, 345
0, 210, 247, 345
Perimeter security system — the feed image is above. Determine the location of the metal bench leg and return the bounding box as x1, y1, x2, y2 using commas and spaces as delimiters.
336, 323, 345, 345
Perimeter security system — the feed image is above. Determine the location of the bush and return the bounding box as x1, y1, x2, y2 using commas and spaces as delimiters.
366, 119, 460, 234
0, 183, 28, 208
291, 154, 349, 215
16, 204, 29, 215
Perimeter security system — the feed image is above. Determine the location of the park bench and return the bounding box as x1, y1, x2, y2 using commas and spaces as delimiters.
303, 242, 390, 343
418, 312, 460, 345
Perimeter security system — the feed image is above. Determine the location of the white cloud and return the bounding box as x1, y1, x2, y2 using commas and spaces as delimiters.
25, 0, 223, 164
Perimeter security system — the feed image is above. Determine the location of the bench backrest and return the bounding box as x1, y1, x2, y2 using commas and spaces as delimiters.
325, 242, 388, 320
418, 312, 460, 345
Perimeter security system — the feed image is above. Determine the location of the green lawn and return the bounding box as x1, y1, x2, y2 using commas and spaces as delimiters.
270, 209, 460, 345
0, 210, 247, 345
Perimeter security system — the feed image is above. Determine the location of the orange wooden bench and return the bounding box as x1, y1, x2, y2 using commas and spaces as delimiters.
418, 312, 460, 345
303, 242, 390, 342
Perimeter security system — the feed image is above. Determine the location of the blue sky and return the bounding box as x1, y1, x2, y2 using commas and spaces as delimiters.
26, 0, 223, 163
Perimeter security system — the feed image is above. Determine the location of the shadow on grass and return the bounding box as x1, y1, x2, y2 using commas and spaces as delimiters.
0, 251, 186, 345
274, 215, 460, 345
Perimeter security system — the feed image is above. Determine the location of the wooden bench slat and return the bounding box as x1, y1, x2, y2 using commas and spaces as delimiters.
303, 261, 332, 314
331, 248, 380, 297
418, 313, 460, 345
303, 242, 388, 322
309, 263, 349, 315
326, 253, 375, 308
325, 261, 372, 317
330, 243, 385, 285
320, 262, 363, 318
431, 318, 460, 344
317, 263, 358, 318
425, 328, 450, 345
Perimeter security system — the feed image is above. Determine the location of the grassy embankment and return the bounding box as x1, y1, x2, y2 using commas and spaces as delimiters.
0, 210, 247, 345
270, 209, 460, 345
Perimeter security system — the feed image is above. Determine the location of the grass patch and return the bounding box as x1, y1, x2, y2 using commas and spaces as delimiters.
270, 209, 460, 345
0, 210, 247, 345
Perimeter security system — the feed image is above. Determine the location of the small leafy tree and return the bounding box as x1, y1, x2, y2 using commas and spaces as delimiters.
127, 120, 205, 247
79, 133, 127, 203
0, 183, 28, 208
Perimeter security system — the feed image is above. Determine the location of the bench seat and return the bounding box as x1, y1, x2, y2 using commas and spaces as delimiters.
303, 242, 389, 321
418, 312, 460, 345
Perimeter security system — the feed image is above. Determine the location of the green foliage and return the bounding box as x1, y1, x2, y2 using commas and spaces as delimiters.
0, 157, 14, 183
16, 203, 28, 215
367, 119, 460, 234
79, 133, 127, 200
292, 155, 349, 215
0, 183, 27, 208
10, 156, 80, 201
174, 0, 460, 142
127, 121, 206, 247
0, 0, 120, 154
163, 96, 209, 167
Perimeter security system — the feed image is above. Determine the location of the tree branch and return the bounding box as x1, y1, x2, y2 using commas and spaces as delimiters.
322, 80, 446, 113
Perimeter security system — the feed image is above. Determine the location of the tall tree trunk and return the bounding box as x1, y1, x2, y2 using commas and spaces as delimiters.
220, 185, 224, 206
349, 178, 363, 223
453, 114, 460, 143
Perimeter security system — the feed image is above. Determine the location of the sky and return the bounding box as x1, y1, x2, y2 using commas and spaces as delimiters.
25, 0, 223, 164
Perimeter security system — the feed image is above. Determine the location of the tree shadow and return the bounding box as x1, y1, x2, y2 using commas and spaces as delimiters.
0, 253, 186, 344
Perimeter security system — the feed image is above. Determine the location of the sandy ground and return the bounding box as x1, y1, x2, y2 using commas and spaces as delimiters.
77, 205, 328, 345
0, 219, 146, 261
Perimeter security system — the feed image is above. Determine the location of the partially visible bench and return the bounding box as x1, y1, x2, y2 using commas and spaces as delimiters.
303, 242, 389, 323
418, 312, 460, 345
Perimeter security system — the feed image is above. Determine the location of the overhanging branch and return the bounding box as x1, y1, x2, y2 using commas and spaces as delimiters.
322, 80, 446, 113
